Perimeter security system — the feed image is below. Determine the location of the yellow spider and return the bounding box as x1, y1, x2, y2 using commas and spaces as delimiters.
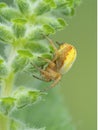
32, 36, 77, 91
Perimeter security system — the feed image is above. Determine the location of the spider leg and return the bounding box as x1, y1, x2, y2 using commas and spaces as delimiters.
38, 56, 55, 68
24, 69, 49, 82
42, 35, 58, 52
31, 63, 42, 71
40, 74, 61, 92
38, 56, 53, 64
56, 41, 64, 46
31, 63, 52, 78
32, 74, 50, 82
41, 34, 60, 62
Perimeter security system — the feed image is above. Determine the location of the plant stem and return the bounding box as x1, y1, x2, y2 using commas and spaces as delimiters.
2, 71, 14, 96
0, 46, 17, 129
0, 113, 9, 130
0, 113, 17, 130
1, 46, 17, 97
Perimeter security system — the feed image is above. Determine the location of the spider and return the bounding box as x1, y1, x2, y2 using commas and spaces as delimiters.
32, 36, 77, 92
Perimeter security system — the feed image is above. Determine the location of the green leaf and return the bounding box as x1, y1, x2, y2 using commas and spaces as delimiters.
0, 97, 15, 115
28, 91, 42, 103
12, 18, 27, 24
50, 1, 57, 8
16, 0, 30, 14
25, 42, 49, 54
64, 7, 72, 15
41, 53, 53, 60
74, 0, 81, 7
35, 1, 51, 15
48, 18, 67, 31
12, 56, 29, 72
70, 8, 75, 16
30, 56, 47, 68
0, 24, 14, 43
58, 18, 65, 26
0, 7, 22, 21
18, 50, 33, 57
0, 2, 7, 8
13, 24, 26, 38
13, 87, 42, 109
66, 0, 74, 7
27, 27, 44, 40
57, 18, 67, 27
44, 0, 57, 8
55, 1, 76, 16
43, 24, 55, 34
12, 19, 27, 38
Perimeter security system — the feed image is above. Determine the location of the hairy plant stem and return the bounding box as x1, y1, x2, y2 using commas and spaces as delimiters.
0, 46, 17, 129
0, 113, 17, 130
2, 71, 14, 96
2, 46, 16, 97
0, 113, 9, 130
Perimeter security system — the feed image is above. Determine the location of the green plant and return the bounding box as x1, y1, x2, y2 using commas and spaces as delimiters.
0, 0, 80, 130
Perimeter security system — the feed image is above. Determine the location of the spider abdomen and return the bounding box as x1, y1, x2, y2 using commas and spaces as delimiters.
58, 44, 77, 74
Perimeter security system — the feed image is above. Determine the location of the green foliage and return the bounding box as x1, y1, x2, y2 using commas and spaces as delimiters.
17, 50, 33, 57
12, 19, 27, 38
0, 0, 80, 129
0, 0, 80, 44
0, 97, 15, 115
14, 87, 43, 109
16, 0, 30, 14
0, 7, 22, 21
0, 24, 14, 43
12, 56, 29, 72
12, 87, 76, 130
0, 57, 8, 77
0, 88, 43, 115
0, 2, 7, 8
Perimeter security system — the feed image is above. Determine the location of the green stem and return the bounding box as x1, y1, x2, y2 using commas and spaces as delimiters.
0, 113, 24, 130
1, 46, 16, 96
0, 113, 9, 130
2, 71, 14, 96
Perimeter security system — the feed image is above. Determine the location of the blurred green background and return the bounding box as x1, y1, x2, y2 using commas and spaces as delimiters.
53, 0, 97, 130
0, 0, 96, 130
